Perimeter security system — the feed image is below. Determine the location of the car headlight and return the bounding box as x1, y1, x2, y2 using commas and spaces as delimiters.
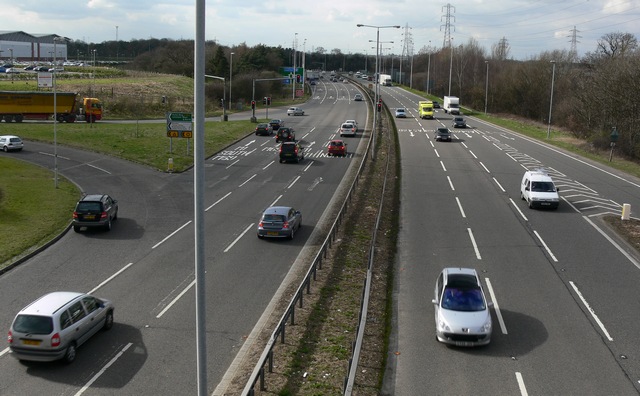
438, 319, 450, 331
482, 317, 492, 333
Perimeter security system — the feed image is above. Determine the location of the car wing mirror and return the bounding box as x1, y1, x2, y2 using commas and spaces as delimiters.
556, 187, 560, 192
431, 299, 438, 305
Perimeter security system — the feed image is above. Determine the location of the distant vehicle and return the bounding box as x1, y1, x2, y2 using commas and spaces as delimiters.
345, 119, 358, 130
8, 291, 114, 363
257, 206, 302, 239
287, 107, 304, 116
269, 119, 284, 131
255, 123, 273, 136
434, 127, 452, 142
72, 194, 119, 232
0, 91, 102, 123
5, 68, 20, 74
452, 116, 466, 128
418, 100, 434, 119
443, 96, 460, 115
432, 100, 441, 109
0, 135, 24, 152
432, 268, 492, 347
275, 127, 295, 143
279, 141, 304, 163
520, 169, 560, 209
379, 73, 392, 86
395, 108, 407, 118
354, 93, 364, 101
327, 139, 347, 157
339, 122, 357, 137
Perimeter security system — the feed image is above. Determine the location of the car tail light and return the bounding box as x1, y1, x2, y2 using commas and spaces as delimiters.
282, 221, 290, 229
51, 332, 60, 347
100, 211, 108, 219
8, 331, 13, 344
258, 221, 264, 228
294, 146, 298, 154
73, 211, 78, 219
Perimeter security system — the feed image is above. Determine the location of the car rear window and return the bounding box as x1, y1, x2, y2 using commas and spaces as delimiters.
263, 214, 285, 222
76, 202, 102, 212
13, 314, 54, 335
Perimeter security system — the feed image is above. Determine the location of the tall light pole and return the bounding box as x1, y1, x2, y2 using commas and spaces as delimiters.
448, 37, 454, 96
53, 37, 64, 188
292, 33, 298, 100
115, 25, 119, 63
547, 60, 556, 139
357, 23, 400, 161
9, 48, 13, 62
484, 61, 489, 115
229, 52, 234, 111
426, 41, 431, 95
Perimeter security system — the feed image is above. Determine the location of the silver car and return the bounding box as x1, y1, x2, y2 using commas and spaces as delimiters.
0, 135, 24, 152
8, 291, 114, 363
432, 268, 492, 347
257, 206, 302, 239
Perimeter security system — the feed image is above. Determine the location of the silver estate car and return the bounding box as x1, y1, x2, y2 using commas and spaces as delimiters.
432, 268, 492, 347
8, 291, 114, 363
257, 206, 302, 240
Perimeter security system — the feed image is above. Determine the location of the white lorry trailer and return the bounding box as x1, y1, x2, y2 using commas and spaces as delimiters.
379, 74, 392, 86
443, 96, 460, 115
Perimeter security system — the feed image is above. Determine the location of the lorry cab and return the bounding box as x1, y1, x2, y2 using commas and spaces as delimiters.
520, 169, 560, 209
418, 100, 434, 119
82, 98, 103, 122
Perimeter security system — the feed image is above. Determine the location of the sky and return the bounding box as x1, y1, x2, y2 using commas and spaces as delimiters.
3, 0, 639, 60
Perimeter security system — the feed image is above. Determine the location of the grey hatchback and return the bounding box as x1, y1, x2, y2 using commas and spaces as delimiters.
257, 206, 302, 239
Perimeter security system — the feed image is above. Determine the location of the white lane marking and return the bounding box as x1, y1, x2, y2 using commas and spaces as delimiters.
87, 263, 134, 295
440, 161, 447, 172
469, 150, 478, 159
0, 347, 9, 357
224, 223, 255, 253
152, 221, 192, 249
303, 160, 314, 171
479, 161, 490, 173
467, 228, 482, 259
225, 159, 240, 169
39, 151, 70, 160
74, 343, 133, 395
569, 281, 614, 341
86, 163, 111, 174
287, 175, 301, 189
583, 216, 640, 270
485, 278, 508, 334
493, 177, 506, 192
157, 279, 195, 318
510, 198, 529, 221
515, 372, 529, 396
434, 149, 440, 158
270, 195, 283, 207
533, 230, 558, 262
263, 161, 274, 170
238, 174, 257, 187
461, 142, 468, 149
456, 197, 466, 218
206, 191, 232, 212
447, 176, 455, 191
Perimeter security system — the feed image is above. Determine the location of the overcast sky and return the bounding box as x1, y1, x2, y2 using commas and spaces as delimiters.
3, 0, 639, 59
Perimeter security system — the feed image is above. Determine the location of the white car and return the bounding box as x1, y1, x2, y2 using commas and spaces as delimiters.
0, 135, 24, 152
287, 107, 304, 116
345, 119, 358, 130
339, 123, 356, 137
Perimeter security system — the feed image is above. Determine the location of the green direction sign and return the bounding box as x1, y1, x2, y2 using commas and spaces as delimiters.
167, 112, 192, 122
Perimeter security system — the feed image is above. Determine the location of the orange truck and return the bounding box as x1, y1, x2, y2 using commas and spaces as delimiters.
0, 91, 102, 123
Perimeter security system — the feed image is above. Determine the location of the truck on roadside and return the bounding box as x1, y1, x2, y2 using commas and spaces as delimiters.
0, 91, 103, 123
418, 100, 434, 119
379, 74, 392, 86
443, 96, 460, 115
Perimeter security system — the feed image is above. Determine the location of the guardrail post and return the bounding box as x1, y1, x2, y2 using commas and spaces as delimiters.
259, 367, 265, 391
268, 349, 274, 372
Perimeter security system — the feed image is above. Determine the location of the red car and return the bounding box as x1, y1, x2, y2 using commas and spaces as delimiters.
327, 139, 346, 156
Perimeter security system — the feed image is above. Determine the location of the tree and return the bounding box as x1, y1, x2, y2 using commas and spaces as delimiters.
594, 32, 638, 59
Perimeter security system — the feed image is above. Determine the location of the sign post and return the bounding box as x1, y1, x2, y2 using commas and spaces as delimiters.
166, 112, 193, 154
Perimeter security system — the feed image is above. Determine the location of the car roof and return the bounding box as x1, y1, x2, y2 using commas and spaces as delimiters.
19, 292, 84, 315
443, 268, 480, 287
81, 194, 107, 201
263, 206, 293, 215
0, 135, 21, 139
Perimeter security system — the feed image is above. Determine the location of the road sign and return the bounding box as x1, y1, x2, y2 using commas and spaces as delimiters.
166, 112, 193, 138
167, 112, 192, 122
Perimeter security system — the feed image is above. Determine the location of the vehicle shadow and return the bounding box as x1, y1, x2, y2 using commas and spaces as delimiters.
73, 218, 145, 240
257, 224, 316, 246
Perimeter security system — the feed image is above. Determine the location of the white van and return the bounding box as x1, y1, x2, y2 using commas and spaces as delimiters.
520, 170, 560, 209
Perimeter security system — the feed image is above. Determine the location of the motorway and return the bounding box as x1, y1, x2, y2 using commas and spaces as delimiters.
381, 86, 640, 395
0, 78, 370, 395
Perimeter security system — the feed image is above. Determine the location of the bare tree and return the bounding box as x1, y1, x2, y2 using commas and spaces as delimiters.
594, 32, 638, 59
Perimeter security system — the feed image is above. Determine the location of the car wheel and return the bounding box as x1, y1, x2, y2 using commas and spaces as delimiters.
520, 191, 525, 200
528, 199, 534, 209
2, 146, 7, 152
105, 219, 112, 231
257, 234, 264, 239
63, 342, 77, 364
73, 225, 81, 232
279, 159, 283, 163
103, 310, 114, 330
289, 227, 295, 240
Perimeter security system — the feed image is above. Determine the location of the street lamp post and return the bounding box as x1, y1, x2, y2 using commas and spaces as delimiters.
229, 52, 234, 112
426, 41, 431, 94
547, 60, 556, 139
357, 23, 400, 161
484, 61, 489, 115
53, 37, 64, 188
448, 37, 454, 96
205, 74, 226, 121
115, 25, 119, 63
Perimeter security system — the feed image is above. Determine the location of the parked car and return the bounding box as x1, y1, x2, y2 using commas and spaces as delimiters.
269, 119, 284, 131
520, 169, 560, 209
8, 291, 114, 363
255, 123, 273, 136
395, 108, 407, 118
354, 93, 364, 101
452, 116, 466, 128
339, 122, 357, 137
5, 68, 20, 74
0, 135, 24, 152
279, 141, 304, 163
434, 127, 452, 142
275, 127, 296, 143
432, 268, 492, 347
327, 139, 347, 157
72, 194, 119, 232
257, 206, 302, 239
287, 107, 304, 116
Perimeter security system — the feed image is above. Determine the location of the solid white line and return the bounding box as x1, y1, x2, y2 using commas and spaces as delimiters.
0, 347, 9, 357
287, 175, 301, 189
152, 221, 192, 249
87, 263, 134, 295
455, 197, 466, 218
533, 230, 558, 262
75, 343, 133, 395
569, 281, 614, 341
510, 198, 529, 221
583, 216, 640, 270
206, 191, 232, 212
467, 228, 482, 259
447, 176, 455, 191
493, 177, 506, 192
86, 163, 111, 174
225, 159, 240, 169
238, 174, 257, 187
515, 372, 529, 396
157, 279, 195, 318
224, 223, 255, 253
485, 278, 508, 334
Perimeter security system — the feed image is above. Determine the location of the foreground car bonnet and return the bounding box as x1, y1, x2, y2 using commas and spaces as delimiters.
438, 307, 491, 332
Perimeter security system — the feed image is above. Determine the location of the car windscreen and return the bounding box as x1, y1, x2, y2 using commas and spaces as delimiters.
531, 182, 556, 192
441, 287, 486, 311
13, 314, 54, 335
